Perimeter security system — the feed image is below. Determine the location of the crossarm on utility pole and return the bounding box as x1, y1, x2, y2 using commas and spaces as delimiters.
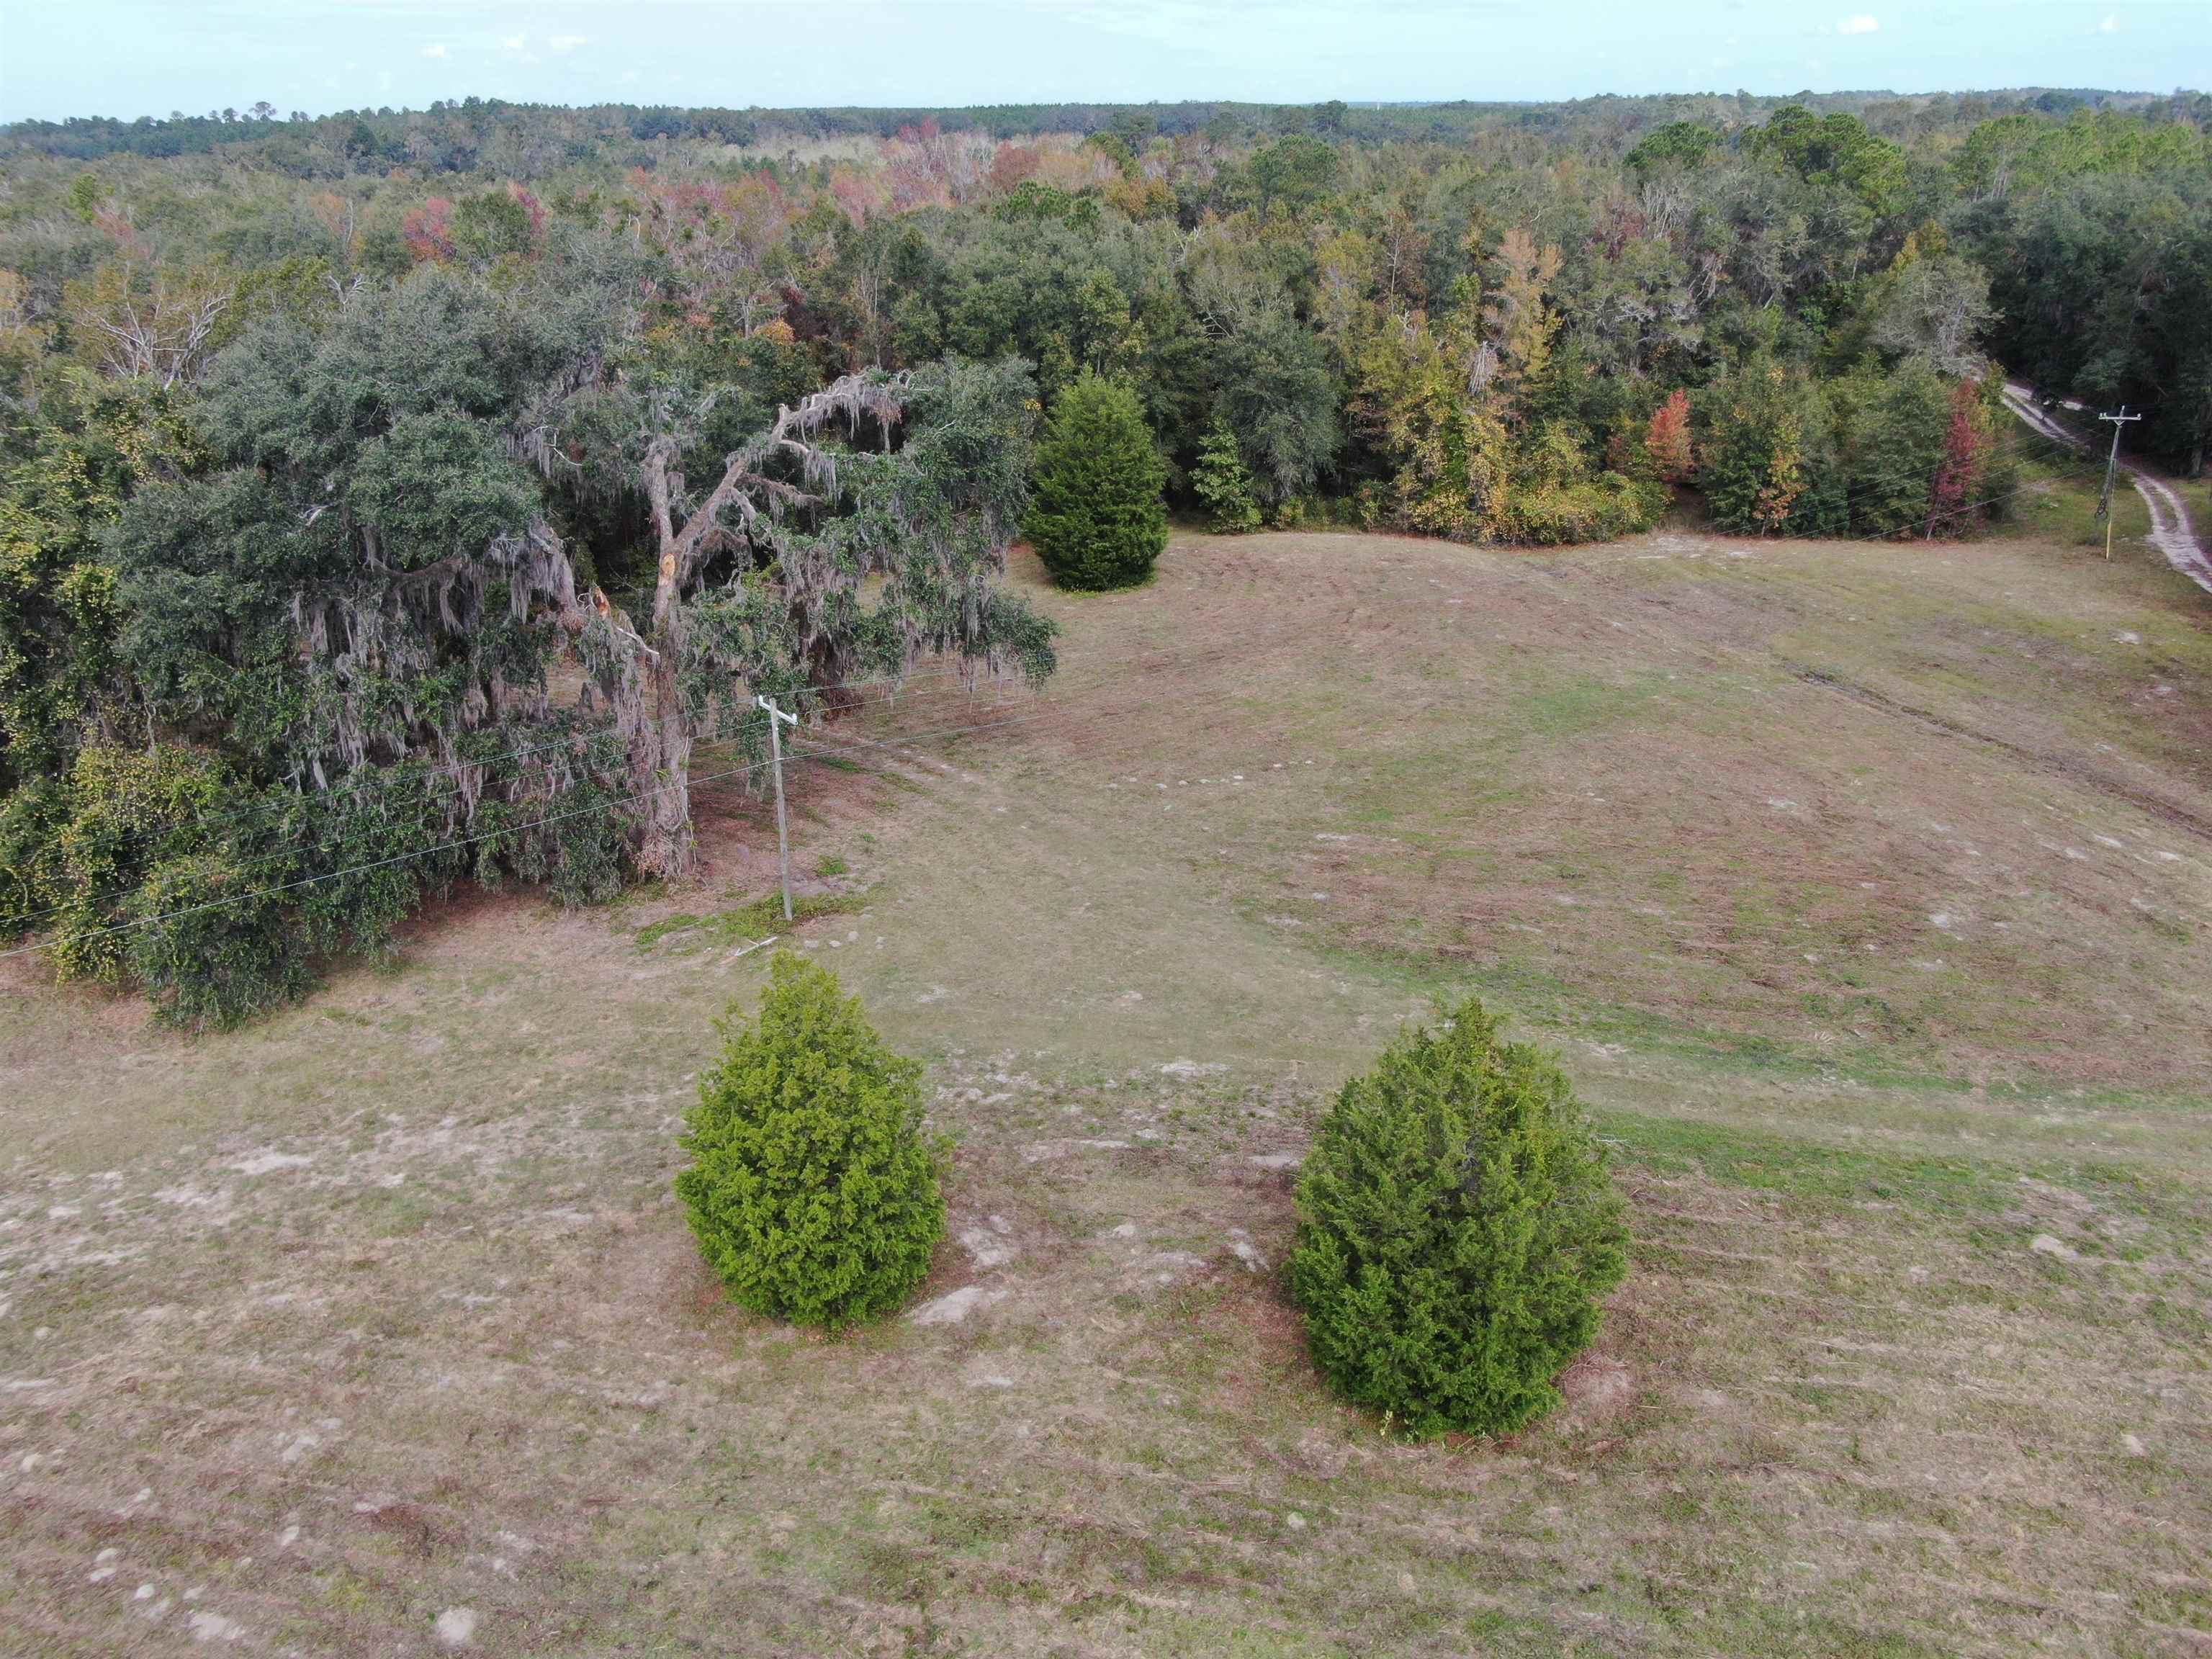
756, 695, 799, 922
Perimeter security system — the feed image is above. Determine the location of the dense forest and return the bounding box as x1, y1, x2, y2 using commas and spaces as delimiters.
3, 89, 2207, 1026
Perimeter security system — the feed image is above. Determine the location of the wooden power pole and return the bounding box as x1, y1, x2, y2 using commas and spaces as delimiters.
755, 694, 798, 922
2096, 407, 2143, 561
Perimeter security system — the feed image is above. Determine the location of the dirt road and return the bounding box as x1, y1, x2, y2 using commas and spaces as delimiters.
2004, 380, 2212, 596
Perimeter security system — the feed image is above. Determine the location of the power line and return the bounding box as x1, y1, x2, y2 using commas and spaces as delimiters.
807, 705, 2208, 959
2094, 406, 2145, 559
2095, 408, 2144, 521
0, 661, 992, 872
11, 589, 2195, 981
6, 410, 2174, 963
10, 616, 1317, 935
1, 644, 1211, 944
6, 626, 1276, 934
0, 750, 767, 963
0, 677, 940, 930
0, 665, 1270, 964
755, 693, 799, 922
0, 405, 2112, 894
0, 664, 1012, 923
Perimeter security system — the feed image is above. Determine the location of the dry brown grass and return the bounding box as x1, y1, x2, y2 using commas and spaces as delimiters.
3, 526, 2208, 1655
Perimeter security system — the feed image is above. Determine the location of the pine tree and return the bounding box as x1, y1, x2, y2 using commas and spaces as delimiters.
1190, 415, 1262, 532
1026, 369, 1168, 590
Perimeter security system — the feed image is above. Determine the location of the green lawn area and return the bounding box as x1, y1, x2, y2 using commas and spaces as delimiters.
4, 523, 2208, 1655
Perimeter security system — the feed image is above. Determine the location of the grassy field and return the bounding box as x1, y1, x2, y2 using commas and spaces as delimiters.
2005, 452, 2154, 553
4, 505, 2210, 1654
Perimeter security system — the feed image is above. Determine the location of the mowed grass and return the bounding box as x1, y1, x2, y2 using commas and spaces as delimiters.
3, 516, 2210, 1655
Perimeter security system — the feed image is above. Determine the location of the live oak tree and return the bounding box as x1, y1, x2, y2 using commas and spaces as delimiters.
597, 354, 1057, 876
24, 251, 1053, 1020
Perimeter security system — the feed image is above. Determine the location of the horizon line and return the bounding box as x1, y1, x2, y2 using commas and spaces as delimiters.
5, 83, 2196, 131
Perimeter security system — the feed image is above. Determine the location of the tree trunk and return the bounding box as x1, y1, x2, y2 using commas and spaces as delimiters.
629, 649, 696, 880
567, 583, 698, 883
609, 379, 909, 881
621, 440, 708, 881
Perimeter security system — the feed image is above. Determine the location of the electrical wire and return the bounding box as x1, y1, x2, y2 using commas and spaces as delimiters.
0, 659, 992, 869
0, 657, 1276, 963
14, 612, 1323, 938
0, 404, 2113, 885
0, 684, 909, 930
9, 409, 2185, 961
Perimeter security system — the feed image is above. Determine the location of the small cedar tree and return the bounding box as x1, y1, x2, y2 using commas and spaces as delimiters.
1026, 369, 1167, 589
1287, 994, 1629, 1438
675, 954, 947, 1329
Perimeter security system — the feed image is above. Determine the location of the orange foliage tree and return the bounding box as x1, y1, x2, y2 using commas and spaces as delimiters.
1644, 388, 1694, 481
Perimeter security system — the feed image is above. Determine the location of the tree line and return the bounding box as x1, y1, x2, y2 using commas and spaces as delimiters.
1, 91, 2206, 1024
12, 87, 2199, 166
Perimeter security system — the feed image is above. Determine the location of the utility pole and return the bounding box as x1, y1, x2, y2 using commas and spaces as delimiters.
2096, 407, 2143, 561
755, 694, 798, 922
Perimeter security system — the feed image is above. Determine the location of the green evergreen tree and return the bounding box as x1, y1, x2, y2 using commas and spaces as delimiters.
675, 955, 948, 1330
1026, 369, 1168, 590
1190, 415, 1262, 532
1842, 360, 1954, 536
1287, 994, 1629, 1439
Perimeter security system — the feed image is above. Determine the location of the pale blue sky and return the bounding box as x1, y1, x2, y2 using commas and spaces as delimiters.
1, 0, 2204, 123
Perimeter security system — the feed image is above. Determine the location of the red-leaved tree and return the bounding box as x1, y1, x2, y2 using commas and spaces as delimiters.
1644, 388, 1694, 482
507, 181, 548, 240
401, 198, 455, 264
1928, 380, 1990, 535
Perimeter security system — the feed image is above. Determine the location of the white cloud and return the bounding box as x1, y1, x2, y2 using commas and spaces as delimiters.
550, 34, 588, 53
421, 42, 446, 59
2099, 13, 2120, 30
1837, 14, 1879, 33
502, 33, 527, 53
